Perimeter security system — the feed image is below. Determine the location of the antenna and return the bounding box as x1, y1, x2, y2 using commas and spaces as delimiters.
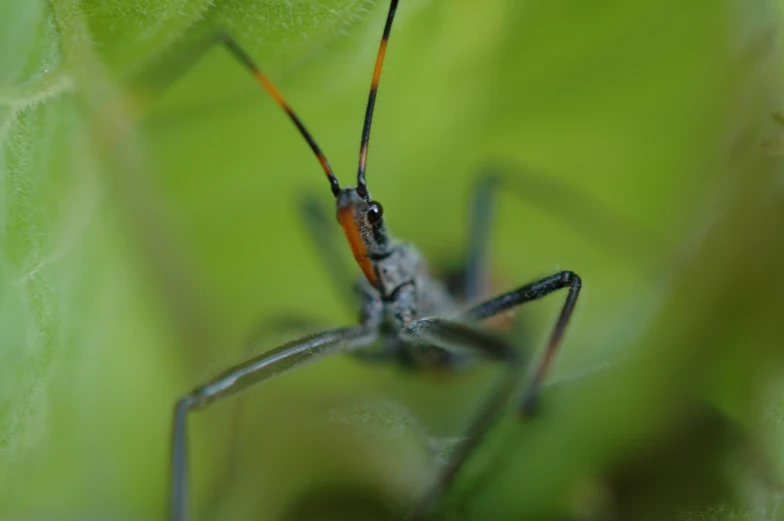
356, 0, 400, 198
220, 34, 341, 196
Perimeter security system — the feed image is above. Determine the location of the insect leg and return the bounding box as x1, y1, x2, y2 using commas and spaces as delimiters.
400, 317, 526, 460
464, 173, 499, 302
170, 325, 377, 521
399, 318, 524, 520
409, 274, 580, 518
401, 317, 519, 362
463, 270, 582, 414
200, 314, 324, 517
463, 164, 660, 301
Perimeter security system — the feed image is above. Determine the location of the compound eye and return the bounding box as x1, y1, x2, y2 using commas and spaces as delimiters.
367, 201, 384, 224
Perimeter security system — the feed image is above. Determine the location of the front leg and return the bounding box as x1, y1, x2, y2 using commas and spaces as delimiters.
170, 325, 377, 521
202, 313, 326, 517
409, 273, 581, 520
464, 270, 582, 413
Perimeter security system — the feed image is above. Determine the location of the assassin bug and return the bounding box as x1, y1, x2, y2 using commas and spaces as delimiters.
169, 0, 581, 519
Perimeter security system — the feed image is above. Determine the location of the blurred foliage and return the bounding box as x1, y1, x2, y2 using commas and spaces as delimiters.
1, 0, 783, 520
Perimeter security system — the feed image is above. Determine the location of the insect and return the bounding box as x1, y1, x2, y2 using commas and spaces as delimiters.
168, 1, 581, 519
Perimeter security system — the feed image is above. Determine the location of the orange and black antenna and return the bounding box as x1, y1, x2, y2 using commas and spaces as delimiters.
219, 33, 341, 197
356, 0, 400, 199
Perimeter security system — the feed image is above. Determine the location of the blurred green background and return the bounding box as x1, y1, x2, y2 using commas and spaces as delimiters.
1, 0, 783, 520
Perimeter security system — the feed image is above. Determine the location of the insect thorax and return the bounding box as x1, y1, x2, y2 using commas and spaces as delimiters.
358, 241, 456, 330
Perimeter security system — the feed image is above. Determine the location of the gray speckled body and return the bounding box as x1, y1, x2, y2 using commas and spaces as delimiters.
359, 241, 456, 326
355, 240, 466, 368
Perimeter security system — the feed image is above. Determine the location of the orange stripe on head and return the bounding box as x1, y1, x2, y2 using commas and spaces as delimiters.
338, 206, 379, 287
